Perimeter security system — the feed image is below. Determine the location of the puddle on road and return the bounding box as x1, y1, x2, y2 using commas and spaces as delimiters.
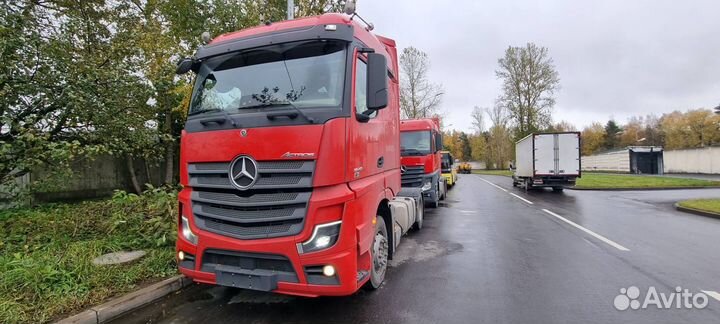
389, 239, 462, 267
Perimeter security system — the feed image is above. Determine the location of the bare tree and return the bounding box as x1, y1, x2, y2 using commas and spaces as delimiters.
485, 105, 513, 169
496, 43, 560, 139
400, 46, 444, 119
471, 106, 485, 134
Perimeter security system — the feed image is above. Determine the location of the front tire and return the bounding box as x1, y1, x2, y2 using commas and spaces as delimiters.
368, 216, 389, 289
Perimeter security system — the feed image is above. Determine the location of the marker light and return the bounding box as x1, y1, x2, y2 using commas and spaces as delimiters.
325, 24, 337, 31
322, 265, 336, 277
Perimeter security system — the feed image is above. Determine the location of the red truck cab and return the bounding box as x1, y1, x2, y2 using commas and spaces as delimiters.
174, 12, 424, 297
399, 118, 446, 207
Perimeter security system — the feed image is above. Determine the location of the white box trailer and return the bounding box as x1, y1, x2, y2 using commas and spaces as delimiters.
512, 132, 581, 191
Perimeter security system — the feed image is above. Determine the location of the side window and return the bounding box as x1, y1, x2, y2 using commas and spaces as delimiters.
355, 59, 378, 118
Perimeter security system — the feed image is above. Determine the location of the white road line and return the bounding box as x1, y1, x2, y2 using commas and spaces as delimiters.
478, 178, 508, 192
702, 290, 720, 302
541, 208, 630, 252
509, 193, 534, 204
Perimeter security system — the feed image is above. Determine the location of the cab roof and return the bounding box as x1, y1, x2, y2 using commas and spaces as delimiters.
400, 118, 441, 132
203, 13, 398, 76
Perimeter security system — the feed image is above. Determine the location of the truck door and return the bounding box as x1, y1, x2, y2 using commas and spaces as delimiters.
557, 133, 581, 176
534, 134, 555, 175
347, 53, 395, 182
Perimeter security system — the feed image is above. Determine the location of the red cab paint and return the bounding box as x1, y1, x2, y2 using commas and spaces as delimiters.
399, 117, 445, 207
175, 13, 413, 297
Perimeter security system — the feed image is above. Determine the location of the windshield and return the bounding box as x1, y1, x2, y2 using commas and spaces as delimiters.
401, 131, 432, 156
189, 40, 346, 115
441, 153, 451, 169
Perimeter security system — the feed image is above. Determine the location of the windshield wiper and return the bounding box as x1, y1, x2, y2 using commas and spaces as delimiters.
189, 108, 237, 128
240, 101, 314, 124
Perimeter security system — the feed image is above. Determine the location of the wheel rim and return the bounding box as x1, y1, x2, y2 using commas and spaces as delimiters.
372, 232, 388, 276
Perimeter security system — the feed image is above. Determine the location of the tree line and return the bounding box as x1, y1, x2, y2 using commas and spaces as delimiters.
1, 0, 343, 197
407, 43, 719, 167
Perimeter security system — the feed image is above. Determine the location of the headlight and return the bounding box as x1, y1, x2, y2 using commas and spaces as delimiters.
181, 216, 198, 245
421, 179, 432, 192
298, 221, 342, 254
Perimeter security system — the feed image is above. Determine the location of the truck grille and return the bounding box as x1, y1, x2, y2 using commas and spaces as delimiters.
188, 160, 314, 239
401, 166, 425, 187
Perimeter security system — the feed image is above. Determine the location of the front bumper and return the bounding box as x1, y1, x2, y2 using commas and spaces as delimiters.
176, 186, 367, 297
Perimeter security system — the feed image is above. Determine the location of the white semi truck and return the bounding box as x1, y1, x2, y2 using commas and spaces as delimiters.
511, 132, 581, 191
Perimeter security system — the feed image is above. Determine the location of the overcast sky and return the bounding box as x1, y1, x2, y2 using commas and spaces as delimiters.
358, 0, 720, 133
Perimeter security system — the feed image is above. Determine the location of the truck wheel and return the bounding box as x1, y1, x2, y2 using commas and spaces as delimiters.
552, 187, 564, 192
368, 216, 389, 289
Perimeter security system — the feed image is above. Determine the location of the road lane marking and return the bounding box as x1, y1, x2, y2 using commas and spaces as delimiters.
541, 208, 630, 252
478, 178, 508, 192
509, 193, 534, 204
702, 290, 720, 302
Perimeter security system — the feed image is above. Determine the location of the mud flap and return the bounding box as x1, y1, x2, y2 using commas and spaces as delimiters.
215, 265, 278, 292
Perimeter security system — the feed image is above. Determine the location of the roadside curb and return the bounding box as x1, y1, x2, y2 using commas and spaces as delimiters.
55, 275, 193, 324
674, 203, 720, 220
568, 186, 720, 191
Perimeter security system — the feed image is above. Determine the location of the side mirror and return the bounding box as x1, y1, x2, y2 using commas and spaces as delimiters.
366, 53, 388, 110
176, 58, 194, 75
435, 132, 443, 152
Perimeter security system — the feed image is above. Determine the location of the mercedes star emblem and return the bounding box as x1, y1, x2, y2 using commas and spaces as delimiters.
400, 165, 407, 174
228, 155, 258, 190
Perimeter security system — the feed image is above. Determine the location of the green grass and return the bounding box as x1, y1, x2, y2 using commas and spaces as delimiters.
677, 199, 720, 214
471, 170, 720, 189
575, 173, 720, 189
0, 188, 178, 324
471, 169, 512, 176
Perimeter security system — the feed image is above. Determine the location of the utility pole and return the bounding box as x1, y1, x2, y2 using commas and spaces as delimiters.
287, 0, 294, 20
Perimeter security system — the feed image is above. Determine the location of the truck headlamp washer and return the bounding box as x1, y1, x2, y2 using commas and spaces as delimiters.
228, 155, 258, 190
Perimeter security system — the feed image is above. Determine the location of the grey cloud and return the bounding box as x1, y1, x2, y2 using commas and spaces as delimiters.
361, 0, 720, 131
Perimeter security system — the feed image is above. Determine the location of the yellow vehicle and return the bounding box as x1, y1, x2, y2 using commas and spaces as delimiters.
440, 151, 458, 187
458, 162, 472, 174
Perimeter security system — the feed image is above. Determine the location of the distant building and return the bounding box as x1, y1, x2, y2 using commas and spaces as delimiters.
582, 146, 664, 174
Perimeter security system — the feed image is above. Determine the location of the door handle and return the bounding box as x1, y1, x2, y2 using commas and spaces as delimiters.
377, 156, 384, 168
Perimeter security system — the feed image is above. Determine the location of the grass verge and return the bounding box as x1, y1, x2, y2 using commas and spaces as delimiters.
677, 199, 720, 214
470, 170, 720, 189
575, 173, 720, 189
471, 169, 512, 176
0, 188, 178, 324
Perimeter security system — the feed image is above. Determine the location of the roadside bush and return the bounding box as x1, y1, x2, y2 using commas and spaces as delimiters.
0, 187, 178, 323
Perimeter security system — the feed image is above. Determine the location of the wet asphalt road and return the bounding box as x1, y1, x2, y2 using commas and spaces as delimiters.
111, 175, 720, 324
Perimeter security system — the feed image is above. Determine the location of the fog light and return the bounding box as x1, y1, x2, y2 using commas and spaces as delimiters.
322, 265, 336, 277
178, 251, 185, 261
